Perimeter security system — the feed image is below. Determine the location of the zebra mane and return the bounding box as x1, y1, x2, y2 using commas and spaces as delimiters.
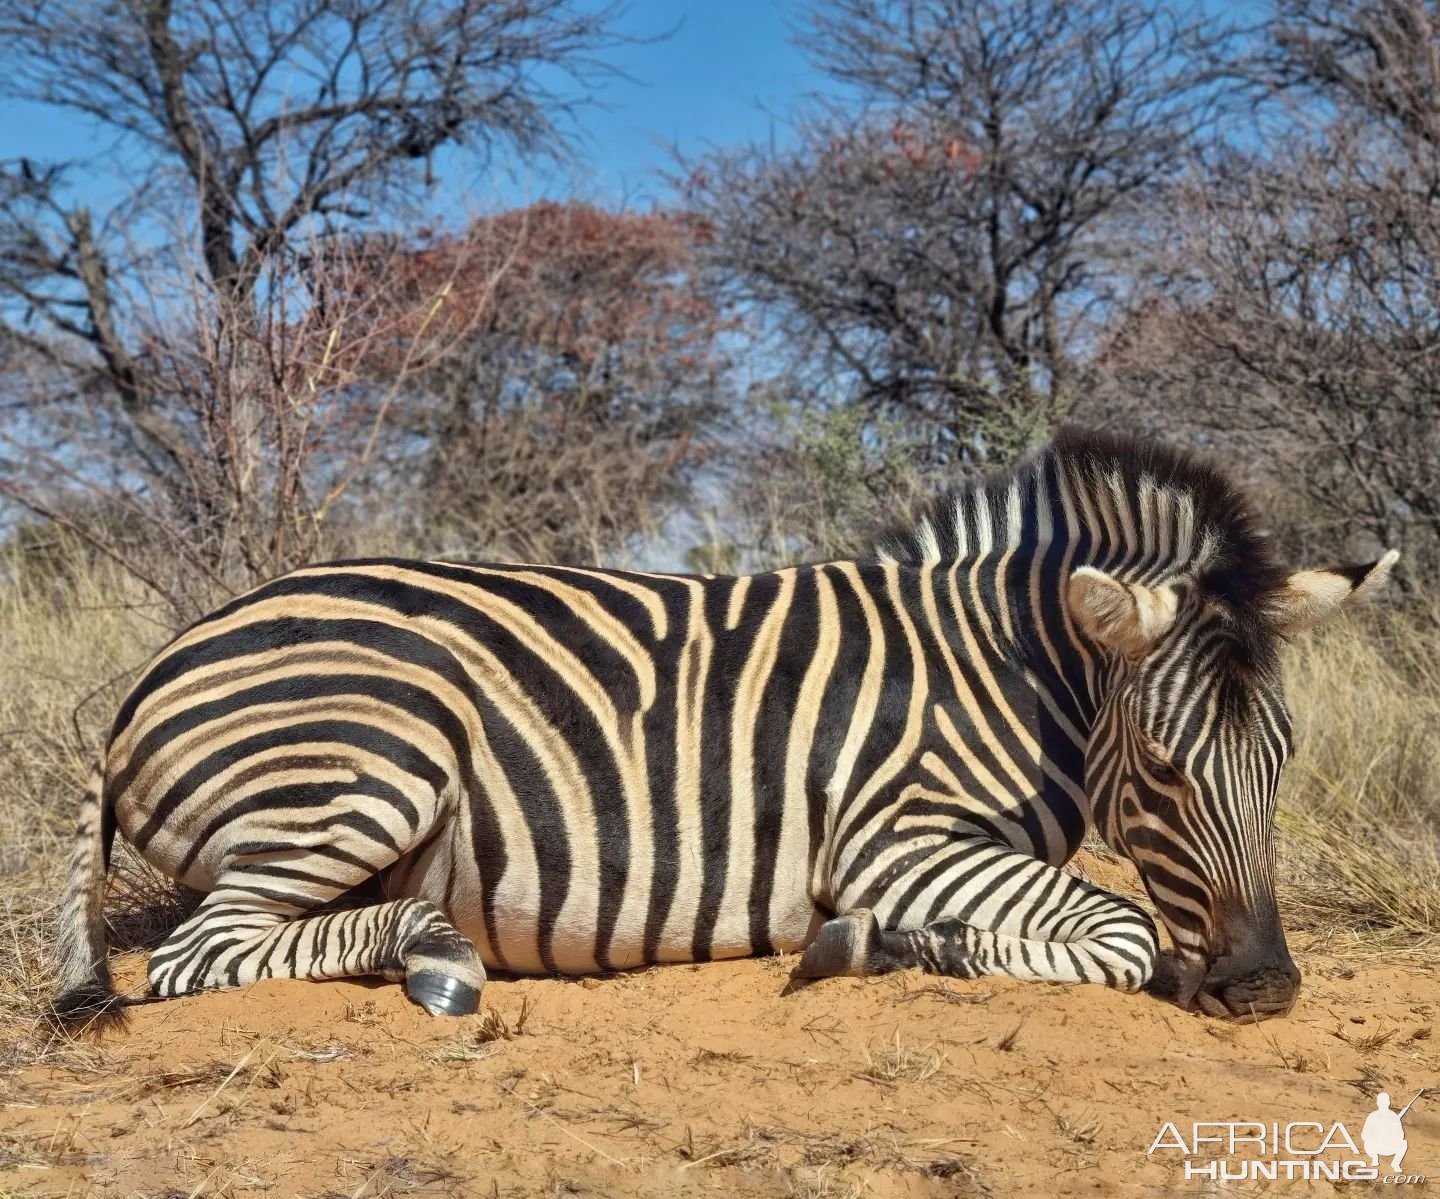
873, 426, 1290, 663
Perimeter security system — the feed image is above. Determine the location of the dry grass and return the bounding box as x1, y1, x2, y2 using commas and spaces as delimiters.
1275, 609, 1440, 949
785, 1166, 864, 1199
857, 1030, 946, 1085
425, 998, 534, 1064
337, 1154, 468, 1199
674, 1116, 985, 1190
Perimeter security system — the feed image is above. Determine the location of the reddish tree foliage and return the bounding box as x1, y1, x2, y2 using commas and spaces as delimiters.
347, 201, 720, 377
320, 201, 732, 562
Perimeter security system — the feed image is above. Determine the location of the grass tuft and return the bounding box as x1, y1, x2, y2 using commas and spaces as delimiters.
857, 1030, 945, 1085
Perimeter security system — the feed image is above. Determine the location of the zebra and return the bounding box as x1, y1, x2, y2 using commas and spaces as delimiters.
52, 429, 1397, 1029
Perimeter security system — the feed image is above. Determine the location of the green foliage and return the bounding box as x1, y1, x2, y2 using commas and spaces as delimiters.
685, 542, 742, 576
731, 400, 939, 567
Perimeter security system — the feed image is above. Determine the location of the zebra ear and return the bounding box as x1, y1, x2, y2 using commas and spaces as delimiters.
1270, 550, 1400, 633
1067, 567, 1179, 659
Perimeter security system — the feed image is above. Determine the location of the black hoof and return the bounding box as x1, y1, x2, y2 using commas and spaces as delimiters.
405, 971, 481, 1016
795, 912, 872, 979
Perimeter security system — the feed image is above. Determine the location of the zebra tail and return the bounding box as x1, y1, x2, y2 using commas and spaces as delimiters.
50, 764, 125, 1034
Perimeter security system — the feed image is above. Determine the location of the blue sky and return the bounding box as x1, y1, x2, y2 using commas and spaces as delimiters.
0, 0, 1268, 218
0, 1, 827, 219
557, 1, 827, 203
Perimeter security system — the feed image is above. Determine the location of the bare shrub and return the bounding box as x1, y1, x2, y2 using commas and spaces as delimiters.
684, 0, 1238, 468
4, 231, 496, 619
1088, 0, 1440, 589
0, 0, 629, 616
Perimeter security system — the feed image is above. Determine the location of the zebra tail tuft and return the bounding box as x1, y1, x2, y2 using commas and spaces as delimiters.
50, 765, 125, 1036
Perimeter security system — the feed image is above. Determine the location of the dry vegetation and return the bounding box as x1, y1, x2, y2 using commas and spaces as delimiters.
1276, 611, 1440, 948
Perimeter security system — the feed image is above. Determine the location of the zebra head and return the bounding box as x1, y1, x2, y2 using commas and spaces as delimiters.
1067, 550, 1399, 1020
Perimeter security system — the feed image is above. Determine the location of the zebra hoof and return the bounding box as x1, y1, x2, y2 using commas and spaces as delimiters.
795, 911, 877, 978
405, 971, 481, 1016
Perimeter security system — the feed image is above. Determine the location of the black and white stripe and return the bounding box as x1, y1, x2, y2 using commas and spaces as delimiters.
50, 429, 1397, 1026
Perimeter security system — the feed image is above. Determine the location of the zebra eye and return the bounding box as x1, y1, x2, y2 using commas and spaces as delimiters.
1143, 751, 1182, 787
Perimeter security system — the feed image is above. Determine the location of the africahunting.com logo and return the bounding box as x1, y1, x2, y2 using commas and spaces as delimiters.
1149, 1090, 1429, 1183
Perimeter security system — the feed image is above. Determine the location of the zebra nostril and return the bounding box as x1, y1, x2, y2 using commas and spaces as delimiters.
1198, 964, 1301, 1021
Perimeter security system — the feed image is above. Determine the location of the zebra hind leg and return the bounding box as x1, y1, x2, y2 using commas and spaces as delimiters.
147, 882, 485, 1015
145, 778, 485, 1016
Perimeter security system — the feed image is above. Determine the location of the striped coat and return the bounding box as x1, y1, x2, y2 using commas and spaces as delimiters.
52, 430, 1397, 1026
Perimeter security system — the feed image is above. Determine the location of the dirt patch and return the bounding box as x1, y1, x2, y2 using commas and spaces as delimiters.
2, 857, 1437, 1197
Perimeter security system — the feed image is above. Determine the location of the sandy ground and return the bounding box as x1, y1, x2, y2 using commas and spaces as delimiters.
2, 858, 1437, 1198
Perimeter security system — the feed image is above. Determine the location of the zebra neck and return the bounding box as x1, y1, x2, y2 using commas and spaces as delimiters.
912, 552, 1104, 742
926, 457, 1215, 581
924, 477, 1209, 728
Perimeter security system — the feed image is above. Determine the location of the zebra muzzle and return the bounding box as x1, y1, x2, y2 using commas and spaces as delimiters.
1193, 957, 1302, 1022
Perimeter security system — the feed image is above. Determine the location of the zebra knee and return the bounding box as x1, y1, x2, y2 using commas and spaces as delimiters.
1084, 915, 1160, 992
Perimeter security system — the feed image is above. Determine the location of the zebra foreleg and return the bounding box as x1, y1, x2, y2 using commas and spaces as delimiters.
147, 885, 485, 1014
803, 841, 1160, 992
796, 907, 1157, 990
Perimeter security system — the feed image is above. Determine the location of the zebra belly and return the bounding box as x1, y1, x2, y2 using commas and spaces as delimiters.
466, 896, 824, 975
389, 822, 824, 975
